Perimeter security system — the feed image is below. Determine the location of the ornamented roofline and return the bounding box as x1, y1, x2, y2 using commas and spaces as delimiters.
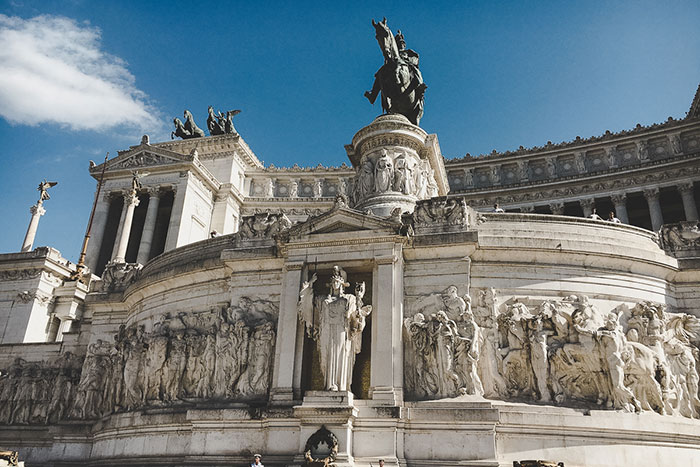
262, 162, 353, 173
450, 155, 700, 208
447, 113, 700, 164
449, 151, 700, 196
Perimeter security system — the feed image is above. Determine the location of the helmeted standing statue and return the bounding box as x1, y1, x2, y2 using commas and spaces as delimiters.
365, 18, 427, 125
297, 266, 372, 392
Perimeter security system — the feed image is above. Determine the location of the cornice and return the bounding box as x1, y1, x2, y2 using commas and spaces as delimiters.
262, 163, 353, 173
455, 155, 700, 207
450, 151, 700, 199
446, 117, 700, 165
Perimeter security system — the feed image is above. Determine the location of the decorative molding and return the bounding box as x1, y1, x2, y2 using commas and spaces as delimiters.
0, 269, 43, 281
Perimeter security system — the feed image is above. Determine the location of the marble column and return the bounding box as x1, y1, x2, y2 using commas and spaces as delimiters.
678, 182, 699, 222
270, 261, 304, 403
165, 182, 186, 251
549, 202, 565, 215
644, 187, 664, 231
579, 198, 595, 218
610, 193, 629, 224
370, 253, 403, 405
112, 190, 140, 263
110, 194, 129, 261
21, 203, 46, 252
85, 192, 113, 273
136, 187, 161, 264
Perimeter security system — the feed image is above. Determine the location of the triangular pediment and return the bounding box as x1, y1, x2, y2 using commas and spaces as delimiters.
287, 206, 401, 239
91, 144, 192, 174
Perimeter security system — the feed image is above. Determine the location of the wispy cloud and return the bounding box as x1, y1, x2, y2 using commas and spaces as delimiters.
0, 14, 160, 131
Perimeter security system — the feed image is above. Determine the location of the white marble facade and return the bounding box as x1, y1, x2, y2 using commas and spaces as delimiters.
2, 99, 700, 466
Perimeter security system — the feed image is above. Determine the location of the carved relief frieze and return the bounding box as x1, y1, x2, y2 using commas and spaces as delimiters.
659, 221, 700, 252
64, 300, 278, 420
237, 212, 293, 240
464, 163, 700, 207
0, 269, 43, 281
404, 285, 482, 399
0, 353, 84, 425
405, 289, 700, 419
110, 152, 176, 170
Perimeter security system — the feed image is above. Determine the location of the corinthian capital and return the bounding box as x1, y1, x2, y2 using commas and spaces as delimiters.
677, 182, 695, 194
610, 193, 627, 205
643, 187, 660, 200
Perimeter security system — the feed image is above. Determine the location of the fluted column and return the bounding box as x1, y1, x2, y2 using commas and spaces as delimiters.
110, 195, 129, 261
21, 203, 46, 252
610, 193, 629, 224
85, 192, 113, 272
549, 202, 565, 215
112, 190, 140, 263
644, 188, 664, 231
579, 198, 595, 217
136, 187, 161, 264
678, 182, 699, 221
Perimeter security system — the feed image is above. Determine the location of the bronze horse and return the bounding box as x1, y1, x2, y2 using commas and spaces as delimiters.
365, 18, 426, 125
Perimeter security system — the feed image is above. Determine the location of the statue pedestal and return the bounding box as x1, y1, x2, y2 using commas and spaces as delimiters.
345, 114, 449, 216
301, 390, 354, 407
293, 391, 358, 467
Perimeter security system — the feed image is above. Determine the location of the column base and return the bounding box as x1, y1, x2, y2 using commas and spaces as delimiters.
369, 386, 403, 406
269, 387, 295, 405
302, 390, 354, 407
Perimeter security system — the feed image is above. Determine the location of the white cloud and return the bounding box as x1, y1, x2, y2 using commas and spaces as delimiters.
0, 15, 160, 131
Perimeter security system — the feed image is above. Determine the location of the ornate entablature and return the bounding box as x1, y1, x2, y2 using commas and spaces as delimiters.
445, 117, 700, 207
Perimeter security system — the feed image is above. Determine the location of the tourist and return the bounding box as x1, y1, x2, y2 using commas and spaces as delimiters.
589, 208, 602, 220
607, 211, 621, 224
210, 230, 219, 238
250, 454, 264, 466
493, 203, 504, 213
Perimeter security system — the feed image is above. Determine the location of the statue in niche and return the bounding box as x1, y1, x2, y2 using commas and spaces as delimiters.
393, 153, 416, 194
297, 265, 372, 391
365, 19, 427, 125
374, 150, 394, 192
354, 156, 375, 202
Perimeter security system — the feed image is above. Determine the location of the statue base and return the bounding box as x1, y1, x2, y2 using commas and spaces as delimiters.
301, 390, 354, 407
355, 192, 418, 217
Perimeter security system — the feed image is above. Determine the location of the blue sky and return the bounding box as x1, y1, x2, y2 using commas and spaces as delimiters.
1, 1, 699, 261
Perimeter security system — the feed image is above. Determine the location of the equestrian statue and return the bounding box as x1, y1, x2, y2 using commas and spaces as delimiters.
365, 18, 427, 126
